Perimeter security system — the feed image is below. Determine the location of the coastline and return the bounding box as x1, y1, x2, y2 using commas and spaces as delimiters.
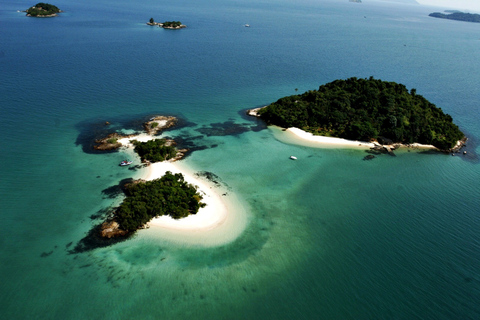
118, 134, 248, 246
271, 126, 438, 150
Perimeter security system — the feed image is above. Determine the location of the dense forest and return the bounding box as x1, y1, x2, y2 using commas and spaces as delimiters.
258, 77, 464, 149
132, 139, 177, 162
26, 3, 60, 16
115, 172, 205, 231
429, 12, 480, 23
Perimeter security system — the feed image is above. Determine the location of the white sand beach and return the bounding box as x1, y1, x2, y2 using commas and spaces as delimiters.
117, 134, 248, 246
273, 126, 375, 149
271, 126, 438, 150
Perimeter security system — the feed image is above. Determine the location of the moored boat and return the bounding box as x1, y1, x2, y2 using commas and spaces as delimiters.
119, 160, 133, 166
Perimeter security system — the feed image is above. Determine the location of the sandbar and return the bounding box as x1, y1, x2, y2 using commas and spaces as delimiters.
117, 134, 248, 246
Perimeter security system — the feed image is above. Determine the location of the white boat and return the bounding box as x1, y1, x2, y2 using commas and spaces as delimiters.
119, 160, 133, 166
244, 24, 250, 27
290, 156, 297, 160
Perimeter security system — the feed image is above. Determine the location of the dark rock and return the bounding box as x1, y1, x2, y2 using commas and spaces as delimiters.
93, 132, 127, 151
377, 136, 393, 145
363, 155, 375, 160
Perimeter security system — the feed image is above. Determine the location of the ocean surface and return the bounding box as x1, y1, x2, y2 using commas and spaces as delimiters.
1, 0, 479, 318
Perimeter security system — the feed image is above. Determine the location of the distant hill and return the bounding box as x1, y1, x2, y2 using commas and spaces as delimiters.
429, 12, 480, 23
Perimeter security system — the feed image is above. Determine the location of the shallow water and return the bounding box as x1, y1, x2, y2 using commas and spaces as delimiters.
1, 0, 480, 318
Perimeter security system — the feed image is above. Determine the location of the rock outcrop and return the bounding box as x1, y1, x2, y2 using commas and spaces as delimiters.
143, 116, 177, 135
100, 220, 128, 238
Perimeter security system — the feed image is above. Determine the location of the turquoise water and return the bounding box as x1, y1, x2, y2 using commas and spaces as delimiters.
1, 0, 480, 318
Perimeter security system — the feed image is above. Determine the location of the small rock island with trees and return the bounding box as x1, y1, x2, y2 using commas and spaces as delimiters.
147, 17, 186, 29
256, 77, 465, 150
25, 3, 61, 17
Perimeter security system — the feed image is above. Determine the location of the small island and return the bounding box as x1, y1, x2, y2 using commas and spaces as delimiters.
101, 171, 206, 238
251, 77, 465, 151
429, 12, 480, 23
93, 116, 177, 151
25, 3, 61, 17
147, 17, 186, 29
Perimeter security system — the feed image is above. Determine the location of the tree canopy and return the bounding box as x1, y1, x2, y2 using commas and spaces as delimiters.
115, 172, 206, 231
26, 3, 60, 16
258, 77, 464, 149
162, 21, 183, 28
132, 139, 177, 162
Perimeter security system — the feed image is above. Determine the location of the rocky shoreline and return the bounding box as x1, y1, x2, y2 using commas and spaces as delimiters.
25, 12, 59, 17
146, 22, 187, 29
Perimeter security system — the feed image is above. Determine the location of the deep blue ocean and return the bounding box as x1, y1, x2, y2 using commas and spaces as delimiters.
1, 0, 480, 319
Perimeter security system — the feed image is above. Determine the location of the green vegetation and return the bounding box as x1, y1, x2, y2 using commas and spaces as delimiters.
106, 138, 118, 144
132, 139, 177, 162
115, 172, 206, 231
26, 3, 60, 16
429, 12, 480, 23
258, 77, 464, 149
151, 122, 159, 129
162, 21, 183, 28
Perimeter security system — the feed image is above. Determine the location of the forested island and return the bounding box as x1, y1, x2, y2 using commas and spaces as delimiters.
25, 3, 61, 17
147, 18, 186, 29
101, 172, 206, 238
255, 77, 465, 150
429, 12, 480, 23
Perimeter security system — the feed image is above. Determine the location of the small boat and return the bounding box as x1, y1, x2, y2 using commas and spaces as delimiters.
290, 156, 297, 160
119, 160, 133, 166
244, 24, 250, 27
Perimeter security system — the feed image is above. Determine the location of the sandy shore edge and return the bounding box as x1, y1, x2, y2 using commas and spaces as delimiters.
273, 126, 437, 150
286, 127, 376, 148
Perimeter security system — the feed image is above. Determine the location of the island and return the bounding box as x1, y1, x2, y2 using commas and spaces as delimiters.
147, 18, 186, 29
101, 171, 206, 238
93, 116, 177, 151
429, 12, 480, 23
250, 77, 465, 151
25, 3, 61, 17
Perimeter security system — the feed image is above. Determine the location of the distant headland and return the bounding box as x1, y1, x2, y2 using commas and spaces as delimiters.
248, 77, 466, 152
147, 17, 186, 29
25, 3, 61, 17
429, 12, 480, 23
